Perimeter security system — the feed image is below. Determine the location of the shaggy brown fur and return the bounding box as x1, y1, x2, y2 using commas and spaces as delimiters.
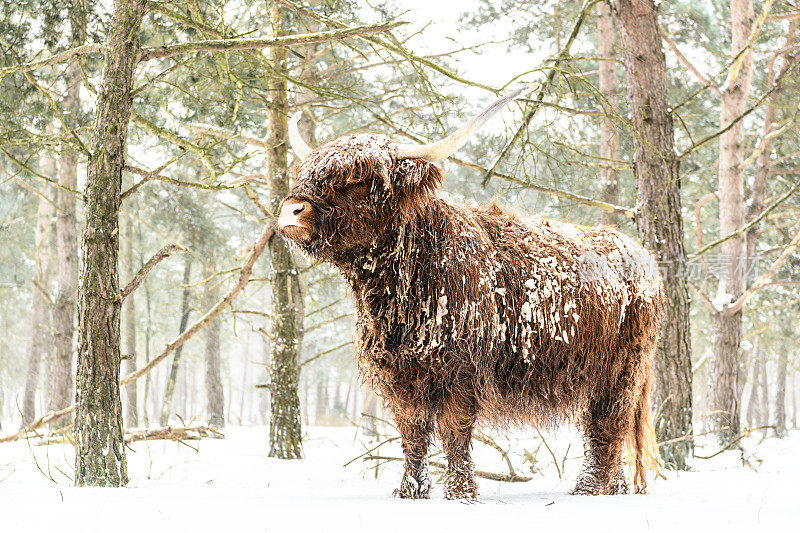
280, 134, 664, 499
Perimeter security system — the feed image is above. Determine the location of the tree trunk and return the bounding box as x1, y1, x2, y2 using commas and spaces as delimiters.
240, 344, 249, 423
122, 218, 138, 427
50, 43, 85, 427
745, 349, 760, 427
204, 278, 225, 428
260, 295, 270, 424
792, 370, 797, 429
267, 1, 304, 459
50, 1, 85, 428
710, 0, 755, 443
759, 351, 769, 427
597, 0, 620, 227
22, 161, 55, 425
315, 372, 328, 423
142, 255, 152, 428
362, 391, 378, 438
774, 348, 788, 437
612, 0, 694, 469
74, 0, 147, 487
159, 255, 193, 426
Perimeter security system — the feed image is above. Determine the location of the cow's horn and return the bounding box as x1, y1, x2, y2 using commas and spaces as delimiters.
395, 83, 538, 162
288, 111, 313, 160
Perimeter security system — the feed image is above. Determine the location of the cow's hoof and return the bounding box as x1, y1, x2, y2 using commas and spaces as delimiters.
392, 475, 431, 499
571, 473, 604, 495
607, 473, 630, 495
572, 471, 629, 496
443, 486, 478, 500
444, 471, 478, 500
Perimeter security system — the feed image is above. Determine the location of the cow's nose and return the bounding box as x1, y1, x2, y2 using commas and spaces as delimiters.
278, 201, 310, 229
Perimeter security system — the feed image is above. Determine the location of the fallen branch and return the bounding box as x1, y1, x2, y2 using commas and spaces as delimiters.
118, 244, 186, 301
0, 224, 274, 442
125, 426, 224, 443
694, 425, 775, 459
363, 456, 532, 483
0, 406, 74, 443
535, 427, 562, 480
474, 431, 520, 479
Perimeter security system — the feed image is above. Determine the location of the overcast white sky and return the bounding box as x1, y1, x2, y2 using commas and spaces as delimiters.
380, 0, 544, 94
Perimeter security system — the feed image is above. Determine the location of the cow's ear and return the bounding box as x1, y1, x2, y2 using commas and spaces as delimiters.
393, 159, 444, 216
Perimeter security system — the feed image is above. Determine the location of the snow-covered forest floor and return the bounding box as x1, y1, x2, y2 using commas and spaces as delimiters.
1, 425, 796, 532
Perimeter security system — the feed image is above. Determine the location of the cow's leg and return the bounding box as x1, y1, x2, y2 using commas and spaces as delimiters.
573, 394, 631, 496
438, 396, 478, 500
391, 408, 433, 499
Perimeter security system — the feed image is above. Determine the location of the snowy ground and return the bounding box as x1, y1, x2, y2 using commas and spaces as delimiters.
0, 424, 797, 532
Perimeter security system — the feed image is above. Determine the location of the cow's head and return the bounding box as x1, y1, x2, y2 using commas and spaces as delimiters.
278, 85, 534, 259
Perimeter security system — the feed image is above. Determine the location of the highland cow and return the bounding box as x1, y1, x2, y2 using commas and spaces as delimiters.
277, 86, 664, 499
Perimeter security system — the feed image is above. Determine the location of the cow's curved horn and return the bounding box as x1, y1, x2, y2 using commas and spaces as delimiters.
288, 111, 313, 160
395, 83, 537, 162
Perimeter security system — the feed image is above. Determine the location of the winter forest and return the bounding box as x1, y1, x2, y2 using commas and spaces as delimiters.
1, 0, 799, 530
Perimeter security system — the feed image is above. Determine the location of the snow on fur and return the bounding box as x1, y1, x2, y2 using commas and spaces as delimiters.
280, 133, 665, 498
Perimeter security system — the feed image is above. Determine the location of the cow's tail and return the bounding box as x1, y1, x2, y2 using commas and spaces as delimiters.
626, 369, 659, 494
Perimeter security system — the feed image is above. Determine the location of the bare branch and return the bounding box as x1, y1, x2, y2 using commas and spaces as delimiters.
277, 0, 498, 92
687, 280, 718, 314
138, 21, 407, 63
1, 225, 274, 441
452, 156, 635, 218
362, 108, 635, 217
123, 164, 239, 194
121, 224, 275, 386
660, 28, 722, 98
726, 223, 800, 314
692, 179, 800, 257
121, 156, 183, 199
300, 341, 353, 367
0, 44, 101, 80
482, 0, 599, 186
118, 244, 187, 301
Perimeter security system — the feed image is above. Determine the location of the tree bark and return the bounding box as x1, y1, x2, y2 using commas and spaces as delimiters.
122, 218, 138, 427
204, 277, 224, 428
267, 1, 304, 460
22, 159, 55, 425
50, 1, 85, 427
74, 0, 147, 487
597, 1, 620, 227
612, 0, 694, 469
710, 0, 755, 443
159, 255, 193, 426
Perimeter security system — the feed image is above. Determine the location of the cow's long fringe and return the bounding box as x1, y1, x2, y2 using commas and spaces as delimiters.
285, 134, 666, 495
